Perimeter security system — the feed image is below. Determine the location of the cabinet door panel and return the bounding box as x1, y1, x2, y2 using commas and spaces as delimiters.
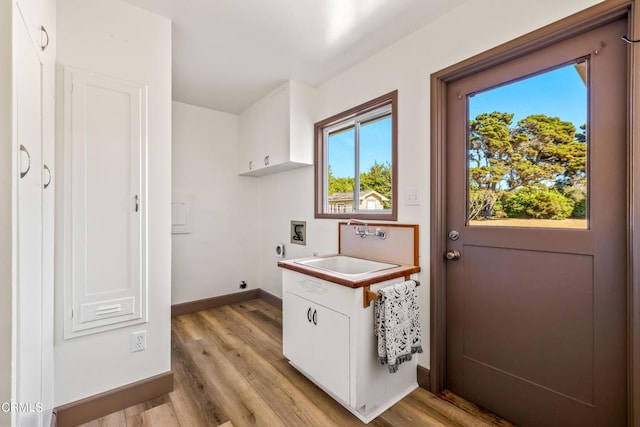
15, 12, 44, 426
265, 85, 289, 166
238, 102, 263, 172
283, 292, 314, 370
312, 305, 350, 403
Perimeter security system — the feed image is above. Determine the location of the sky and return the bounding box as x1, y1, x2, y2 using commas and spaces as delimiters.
327, 62, 587, 179
328, 116, 392, 178
468, 62, 588, 128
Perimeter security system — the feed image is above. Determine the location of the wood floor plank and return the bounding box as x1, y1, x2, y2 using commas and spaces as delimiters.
170, 330, 231, 426
79, 409, 126, 427
184, 337, 286, 427
126, 402, 180, 427
122, 395, 170, 419
206, 305, 283, 362
382, 397, 452, 427
232, 299, 283, 325
402, 389, 487, 427
222, 343, 339, 426
194, 309, 246, 352
239, 307, 284, 344
269, 358, 371, 427
171, 314, 205, 344
439, 391, 516, 427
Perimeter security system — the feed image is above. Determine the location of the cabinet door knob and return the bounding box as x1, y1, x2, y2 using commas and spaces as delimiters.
264, 155, 269, 166
307, 307, 312, 322
312, 309, 317, 325
249, 160, 253, 170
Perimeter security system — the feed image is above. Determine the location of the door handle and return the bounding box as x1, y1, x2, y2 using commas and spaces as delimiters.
41, 26, 50, 51
19, 145, 31, 178
312, 309, 317, 325
134, 195, 139, 212
43, 164, 52, 189
307, 307, 312, 322
445, 250, 461, 261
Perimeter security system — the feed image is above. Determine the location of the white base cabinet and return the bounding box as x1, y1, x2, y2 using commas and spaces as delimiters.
284, 292, 350, 403
282, 270, 418, 424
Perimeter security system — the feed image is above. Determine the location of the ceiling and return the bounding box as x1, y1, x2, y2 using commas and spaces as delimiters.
120, 0, 468, 114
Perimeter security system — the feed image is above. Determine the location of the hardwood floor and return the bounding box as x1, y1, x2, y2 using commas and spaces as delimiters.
80, 299, 514, 427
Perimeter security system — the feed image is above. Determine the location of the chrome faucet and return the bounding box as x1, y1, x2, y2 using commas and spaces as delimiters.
347, 219, 386, 240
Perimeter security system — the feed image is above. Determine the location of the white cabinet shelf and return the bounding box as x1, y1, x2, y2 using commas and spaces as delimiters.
282, 270, 418, 424
238, 80, 316, 176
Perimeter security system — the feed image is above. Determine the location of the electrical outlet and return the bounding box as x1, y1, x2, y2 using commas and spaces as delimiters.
131, 331, 146, 352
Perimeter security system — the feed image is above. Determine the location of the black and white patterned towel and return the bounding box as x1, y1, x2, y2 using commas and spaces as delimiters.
374, 280, 422, 373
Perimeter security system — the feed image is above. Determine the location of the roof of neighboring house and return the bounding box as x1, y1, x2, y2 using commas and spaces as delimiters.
327, 190, 389, 202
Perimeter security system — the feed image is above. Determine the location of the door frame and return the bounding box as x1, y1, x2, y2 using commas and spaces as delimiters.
429, 0, 640, 424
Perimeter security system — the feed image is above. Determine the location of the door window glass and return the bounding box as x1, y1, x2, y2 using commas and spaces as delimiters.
467, 60, 588, 229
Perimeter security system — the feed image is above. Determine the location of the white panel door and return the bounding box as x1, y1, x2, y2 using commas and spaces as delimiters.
65, 68, 147, 337
15, 10, 44, 427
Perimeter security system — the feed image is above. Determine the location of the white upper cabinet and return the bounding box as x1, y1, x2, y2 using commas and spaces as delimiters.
238, 80, 316, 176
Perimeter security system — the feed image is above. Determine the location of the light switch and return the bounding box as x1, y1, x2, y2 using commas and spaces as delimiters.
405, 188, 420, 206
172, 193, 193, 234
171, 202, 187, 225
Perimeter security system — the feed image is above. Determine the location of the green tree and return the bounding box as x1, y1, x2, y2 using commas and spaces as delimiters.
468, 112, 514, 218
360, 161, 392, 208
501, 185, 575, 220
468, 112, 586, 220
327, 162, 393, 209
327, 165, 354, 194
511, 114, 583, 188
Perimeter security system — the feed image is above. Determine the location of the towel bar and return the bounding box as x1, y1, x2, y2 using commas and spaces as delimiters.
363, 278, 420, 308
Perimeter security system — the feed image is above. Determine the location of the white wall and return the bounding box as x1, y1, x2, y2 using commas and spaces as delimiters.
257, 0, 603, 369
0, 2, 12, 425
171, 101, 260, 304
54, 0, 172, 405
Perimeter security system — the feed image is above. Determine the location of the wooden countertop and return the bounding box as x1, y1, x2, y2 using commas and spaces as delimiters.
277, 254, 420, 289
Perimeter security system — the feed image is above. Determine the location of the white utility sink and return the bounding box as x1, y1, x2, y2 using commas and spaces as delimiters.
294, 255, 398, 276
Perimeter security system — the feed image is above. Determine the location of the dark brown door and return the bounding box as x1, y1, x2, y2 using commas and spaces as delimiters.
445, 18, 627, 426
